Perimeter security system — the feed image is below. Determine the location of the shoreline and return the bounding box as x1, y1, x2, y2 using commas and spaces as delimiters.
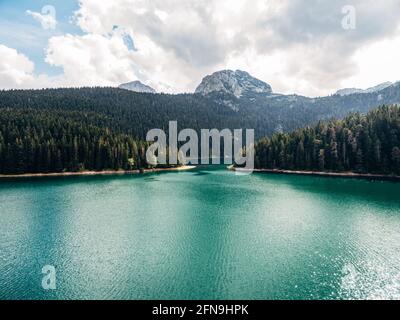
0, 166, 196, 179
232, 167, 400, 182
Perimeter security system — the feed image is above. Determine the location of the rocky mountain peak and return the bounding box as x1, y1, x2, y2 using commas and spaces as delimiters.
119, 80, 156, 93
195, 70, 272, 98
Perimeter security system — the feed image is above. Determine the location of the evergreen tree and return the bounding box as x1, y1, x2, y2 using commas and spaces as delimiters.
255, 105, 400, 175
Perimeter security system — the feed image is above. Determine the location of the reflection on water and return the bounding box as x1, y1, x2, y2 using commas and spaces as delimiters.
0, 167, 399, 300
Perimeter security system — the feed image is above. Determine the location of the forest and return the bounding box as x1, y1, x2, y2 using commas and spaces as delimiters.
254, 105, 400, 175
0, 109, 150, 174
0, 87, 399, 175
1, 84, 400, 140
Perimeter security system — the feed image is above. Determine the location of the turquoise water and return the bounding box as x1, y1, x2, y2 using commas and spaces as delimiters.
0, 166, 400, 300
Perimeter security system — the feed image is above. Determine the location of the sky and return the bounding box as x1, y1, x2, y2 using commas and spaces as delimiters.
0, 0, 400, 97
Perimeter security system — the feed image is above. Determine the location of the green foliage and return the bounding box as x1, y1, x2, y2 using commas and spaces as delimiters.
1, 87, 400, 175
0, 109, 149, 174
2, 85, 400, 140
254, 105, 400, 175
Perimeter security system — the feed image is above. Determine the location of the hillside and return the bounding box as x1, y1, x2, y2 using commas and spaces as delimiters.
1, 70, 400, 175
0, 108, 152, 174
1, 79, 400, 140
254, 105, 400, 175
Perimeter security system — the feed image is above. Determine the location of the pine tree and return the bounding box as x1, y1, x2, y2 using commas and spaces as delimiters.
254, 105, 400, 175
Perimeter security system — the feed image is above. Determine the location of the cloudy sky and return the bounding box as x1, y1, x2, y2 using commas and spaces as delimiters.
0, 0, 400, 97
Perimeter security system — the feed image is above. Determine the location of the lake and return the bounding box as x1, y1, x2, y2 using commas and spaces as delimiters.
1, 166, 400, 300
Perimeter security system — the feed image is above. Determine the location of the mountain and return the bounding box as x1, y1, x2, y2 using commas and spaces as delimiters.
119, 80, 156, 93
1, 70, 400, 143
336, 82, 393, 96
195, 70, 272, 98
335, 88, 364, 96
1, 69, 399, 175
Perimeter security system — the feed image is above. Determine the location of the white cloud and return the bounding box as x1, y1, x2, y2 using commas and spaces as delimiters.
66, 0, 400, 95
340, 34, 400, 91
45, 32, 139, 87
0, 45, 57, 90
26, 8, 57, 30
0, 44, 36, 88
3, 1, 400, 96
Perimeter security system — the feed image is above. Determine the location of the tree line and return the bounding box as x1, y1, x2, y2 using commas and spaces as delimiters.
0, 109, 151, 174
0, 86, 399, 175
2, 86, 400, 140
254, 105, 400, 175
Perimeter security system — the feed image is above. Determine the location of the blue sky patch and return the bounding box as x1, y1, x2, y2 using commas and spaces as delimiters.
0, 0, 81, 76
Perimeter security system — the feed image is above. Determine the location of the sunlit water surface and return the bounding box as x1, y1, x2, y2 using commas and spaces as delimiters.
1, 166, 400, 300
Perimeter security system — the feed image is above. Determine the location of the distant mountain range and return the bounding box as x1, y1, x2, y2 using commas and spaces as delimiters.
1, 70, 399, 175
119, 70, 399, 103
335, 82, 394, 96
190, 70, 400, 117
2, 70, 400, 141
194, 69, 399, 101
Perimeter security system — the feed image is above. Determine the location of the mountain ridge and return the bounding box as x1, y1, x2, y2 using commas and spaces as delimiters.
2, 70, 400, 141
335, 82, 394, 96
